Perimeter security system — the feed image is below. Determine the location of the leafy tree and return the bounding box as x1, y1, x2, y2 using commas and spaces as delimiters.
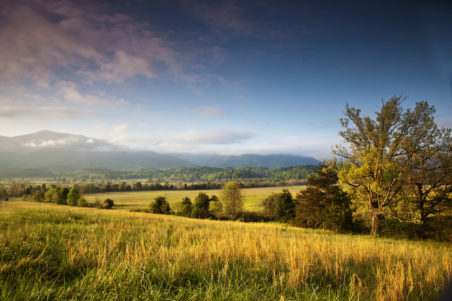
0, 185, 8, 201
150, 196, 171, 214
295, 163, 353, 232
44, 188, 59, 203
58, 187, 69, 205
334, 97, 417, 236
275, 189, 295, 222
221, 181, 243, 218
192, 192, 210, 219
209, 195, 222, 217
67, 185, 81, 206
180, 197, 193, 216
262, 193, 278, 220
102, 198, 114, 209
401, 102, 452, 226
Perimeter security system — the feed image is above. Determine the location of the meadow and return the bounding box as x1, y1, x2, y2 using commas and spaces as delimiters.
1, 200, 451, 300
84, 186, 306, 212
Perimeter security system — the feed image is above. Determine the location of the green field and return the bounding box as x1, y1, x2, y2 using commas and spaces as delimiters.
84, 185, 305, 212
0, 200, 451, 300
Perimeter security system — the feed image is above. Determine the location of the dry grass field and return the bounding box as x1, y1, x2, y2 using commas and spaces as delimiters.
0, 200, 451, 300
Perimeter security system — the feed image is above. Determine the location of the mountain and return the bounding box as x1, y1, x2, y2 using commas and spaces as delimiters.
0, 130, 192, 170
0, 130, 320, 175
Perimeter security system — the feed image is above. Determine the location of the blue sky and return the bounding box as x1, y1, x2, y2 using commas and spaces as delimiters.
0, 0, 451, 159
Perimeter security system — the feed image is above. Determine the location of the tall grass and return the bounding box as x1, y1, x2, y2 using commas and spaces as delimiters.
0, 203, 451, 300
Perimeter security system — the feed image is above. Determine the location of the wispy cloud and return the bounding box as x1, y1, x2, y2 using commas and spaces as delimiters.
0, 104, 95, 119
174, 129, 252, 144
184, 106, 227, 117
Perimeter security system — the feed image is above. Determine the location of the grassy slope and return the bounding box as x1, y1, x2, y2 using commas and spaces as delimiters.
84, 185, 305, 212
0, 201, 451, 300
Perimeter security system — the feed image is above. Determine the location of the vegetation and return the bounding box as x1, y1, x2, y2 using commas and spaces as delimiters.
295, 163, 353, 232
150, 196, 171, 214
334, 98, 451, 236
0, 165, 316, 183
221, 181, 243, 218
0, 203, 450, 300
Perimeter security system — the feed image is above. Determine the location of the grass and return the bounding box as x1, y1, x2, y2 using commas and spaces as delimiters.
0, 200, 451, 300
84, 185, 305, 212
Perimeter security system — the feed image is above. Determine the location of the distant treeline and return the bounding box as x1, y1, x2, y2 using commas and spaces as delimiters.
0, 165, 317, 182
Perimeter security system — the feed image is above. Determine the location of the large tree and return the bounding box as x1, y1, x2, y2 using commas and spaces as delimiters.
401, 102, 452, 227
334, 97, 419, 235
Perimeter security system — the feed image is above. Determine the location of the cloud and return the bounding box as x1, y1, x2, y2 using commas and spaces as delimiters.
184, 106, 227, 117
57, 81, 128, 107
0, 0, 192, 85
0, 105, 95, 118
174, 129, 252, 145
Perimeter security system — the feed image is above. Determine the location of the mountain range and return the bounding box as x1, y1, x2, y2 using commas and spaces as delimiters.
0, 130, 320, 173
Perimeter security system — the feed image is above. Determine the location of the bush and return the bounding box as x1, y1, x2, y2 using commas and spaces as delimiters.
77, 198, 87, 207
235, 211, 268, 223
102, 198, 114, 209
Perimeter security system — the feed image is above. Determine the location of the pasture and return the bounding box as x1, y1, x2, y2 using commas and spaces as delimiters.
0, 200, 451, 300
84, 185, 306, 212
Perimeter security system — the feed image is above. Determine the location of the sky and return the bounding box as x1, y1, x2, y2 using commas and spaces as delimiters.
0, 0, 451, 159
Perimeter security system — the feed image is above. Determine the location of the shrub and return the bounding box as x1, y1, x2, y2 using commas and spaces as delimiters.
77, 198, 87, 207
102, 198, 114, 209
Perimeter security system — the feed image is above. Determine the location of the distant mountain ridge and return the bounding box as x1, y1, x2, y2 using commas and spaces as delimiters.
0, 130, 320, 173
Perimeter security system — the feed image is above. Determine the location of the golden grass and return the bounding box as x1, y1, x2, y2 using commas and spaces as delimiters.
1, 200, 451, 300
83, 185, 305, 212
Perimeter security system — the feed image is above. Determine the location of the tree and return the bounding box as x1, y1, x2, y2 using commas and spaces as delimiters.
333, 97, 450, 236
150, 196, 171, 214
275, 189, 295, 222
180, 197, 193, 216
67, 185, 81, 206
262, 193, 277, 220
221, 181, 243, 218
295, 163, 353, 232
401, 102, 452, 227
0, 185, 8, 201
192, 192, 210, 218
58, 187, 69, 205
209, 195, 222, 217
44, 188, 59, 203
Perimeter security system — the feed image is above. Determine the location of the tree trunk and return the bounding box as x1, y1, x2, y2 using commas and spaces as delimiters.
370, 209, 381, 236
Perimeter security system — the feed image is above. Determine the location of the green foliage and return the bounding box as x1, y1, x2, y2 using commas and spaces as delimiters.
295, 163, 353, 232
0, 185, 7, 200
192, 193, 210, 219
102, 198, 114, 209
209, 195, 222, 217
77, 197, 87, 207
44, 187, 59, 203
180, 197, 193, 216
221, 181, 243, 218
58, 187, 69, 204
274, 189, 295, 222
262, 193, 277, 220
150, 196, 171, 214
67, 185, 81, 206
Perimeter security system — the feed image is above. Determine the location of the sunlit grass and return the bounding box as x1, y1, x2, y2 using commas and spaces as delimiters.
0, 201, 450, 300
83, 185, 305, 212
